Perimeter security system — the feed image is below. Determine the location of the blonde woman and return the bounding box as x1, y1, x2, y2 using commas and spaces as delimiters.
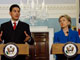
54, 15, 80, 60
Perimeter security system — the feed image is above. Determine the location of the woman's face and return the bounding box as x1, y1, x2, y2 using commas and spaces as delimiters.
59, 17, 70, 28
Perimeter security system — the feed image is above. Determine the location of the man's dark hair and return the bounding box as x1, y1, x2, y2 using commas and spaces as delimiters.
9, 4, 20, 12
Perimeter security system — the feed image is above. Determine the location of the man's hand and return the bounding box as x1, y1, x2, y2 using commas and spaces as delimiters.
0, 31, 3, 42
24, 31, 30, 42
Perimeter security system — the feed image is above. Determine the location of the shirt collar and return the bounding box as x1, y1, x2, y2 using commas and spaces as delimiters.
11, 19, 19, 26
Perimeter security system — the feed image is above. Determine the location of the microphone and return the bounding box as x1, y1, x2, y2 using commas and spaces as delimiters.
66, 31, 69, 34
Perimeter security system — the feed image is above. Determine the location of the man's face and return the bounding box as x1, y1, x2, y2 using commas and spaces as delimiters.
9, 7, 20, 21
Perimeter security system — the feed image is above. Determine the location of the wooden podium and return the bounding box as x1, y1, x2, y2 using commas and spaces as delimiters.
0, 44, 29, 55
52, 43, 80, 54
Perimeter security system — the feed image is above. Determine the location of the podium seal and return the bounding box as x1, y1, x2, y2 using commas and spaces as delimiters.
63, 42, 78, 58
3, 42, 19, 59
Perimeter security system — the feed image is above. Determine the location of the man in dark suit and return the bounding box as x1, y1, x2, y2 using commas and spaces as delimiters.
0, 4, 34, 60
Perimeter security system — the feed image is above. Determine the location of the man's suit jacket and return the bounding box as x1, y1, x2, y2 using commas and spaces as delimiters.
0, 20, 34, 45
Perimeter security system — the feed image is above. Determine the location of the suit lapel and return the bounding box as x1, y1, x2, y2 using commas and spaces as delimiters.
8, 20, 21, 31
60, 29, 68, 43
8, 21, 14, 30
68, 29, 73, 41
60, 29, 65, 40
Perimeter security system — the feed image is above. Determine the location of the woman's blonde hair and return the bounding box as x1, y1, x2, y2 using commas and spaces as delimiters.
59, 14, 71, 28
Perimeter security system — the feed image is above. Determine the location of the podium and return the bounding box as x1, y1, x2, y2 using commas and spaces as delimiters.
52, 43, 80, 54
0, 44, 29, 55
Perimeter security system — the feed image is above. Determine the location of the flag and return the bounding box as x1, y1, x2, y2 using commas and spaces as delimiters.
78, 16, 80, 38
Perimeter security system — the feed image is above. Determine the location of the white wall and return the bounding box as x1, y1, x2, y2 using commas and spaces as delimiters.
0, 4, 77, 18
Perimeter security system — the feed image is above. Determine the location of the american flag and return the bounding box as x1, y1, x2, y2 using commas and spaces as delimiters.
78, 16, 80, 38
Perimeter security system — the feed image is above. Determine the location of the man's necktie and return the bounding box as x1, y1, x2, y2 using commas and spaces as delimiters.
13, 22, 16, 30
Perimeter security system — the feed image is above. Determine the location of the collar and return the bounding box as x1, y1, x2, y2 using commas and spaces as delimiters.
61, 28, 72, 32
11, 19, 19, 26
60, 28, 72, 36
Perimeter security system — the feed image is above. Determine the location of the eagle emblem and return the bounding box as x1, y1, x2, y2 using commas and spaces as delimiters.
66, 45, 74, 53
63, 42, 78, 58
6, 46, 15, 54
3, 43, 19, 59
